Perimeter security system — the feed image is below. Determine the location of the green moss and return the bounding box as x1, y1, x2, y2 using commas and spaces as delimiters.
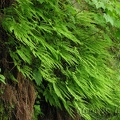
0, 100, 13, 120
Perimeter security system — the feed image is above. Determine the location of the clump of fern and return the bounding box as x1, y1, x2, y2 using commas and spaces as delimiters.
2, 0, 120, 119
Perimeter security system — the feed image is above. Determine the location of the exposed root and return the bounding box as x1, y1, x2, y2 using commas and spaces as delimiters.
1, 72, 36, 120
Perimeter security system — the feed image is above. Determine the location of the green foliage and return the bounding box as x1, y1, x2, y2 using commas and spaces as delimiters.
33, 105, 43, 120
85, 0, 120, 27
0, 68, 6, 84
1, 0, 120, 120
0, 74, 5, 84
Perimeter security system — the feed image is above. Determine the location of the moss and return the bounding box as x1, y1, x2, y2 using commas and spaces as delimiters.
0, 100, 12, 120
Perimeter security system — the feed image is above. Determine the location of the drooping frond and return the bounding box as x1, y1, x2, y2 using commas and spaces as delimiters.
1, 0, 120, 119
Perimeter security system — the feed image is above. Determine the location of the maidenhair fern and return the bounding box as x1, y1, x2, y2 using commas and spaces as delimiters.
2, 0, 120, 119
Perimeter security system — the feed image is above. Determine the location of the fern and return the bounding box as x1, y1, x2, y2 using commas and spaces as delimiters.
1, 0, 120, 119
0, 74, 6, 84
